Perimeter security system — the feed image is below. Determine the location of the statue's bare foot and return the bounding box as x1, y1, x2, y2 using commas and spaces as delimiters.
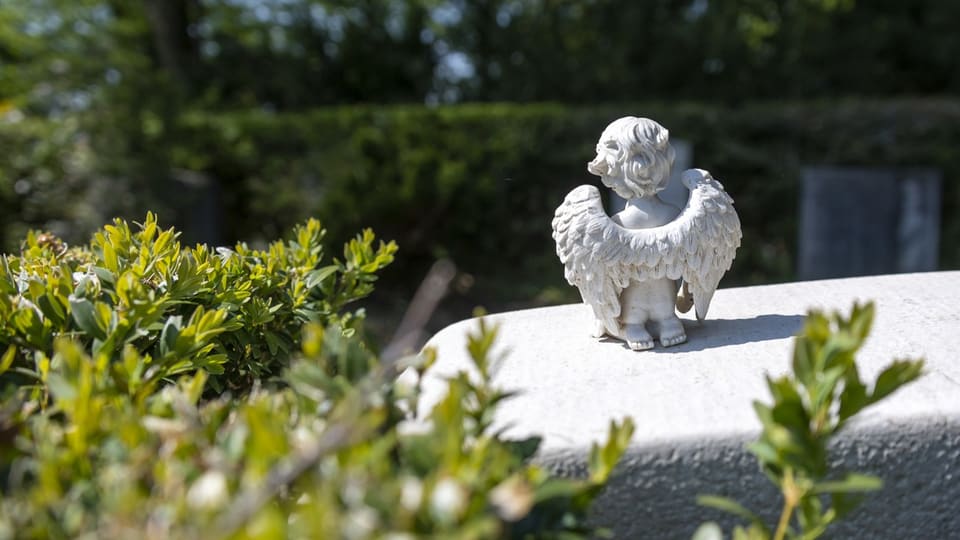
658, 317, 687, 347
591, 319, 607, 338
624, 324, 654, 351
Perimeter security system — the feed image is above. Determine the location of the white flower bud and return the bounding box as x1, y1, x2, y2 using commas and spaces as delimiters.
490, 476, 534, 521
429, 477, 467, 524
399, 477, 423, 511
186, 471, 228, 510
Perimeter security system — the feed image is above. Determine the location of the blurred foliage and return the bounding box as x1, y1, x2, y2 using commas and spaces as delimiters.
0, 217, 634, 539
3, 1, 957, 108
696, 302, 924, 540
0, 117, 104, 251
442, 0, 959, 102
3, 100, 960, 311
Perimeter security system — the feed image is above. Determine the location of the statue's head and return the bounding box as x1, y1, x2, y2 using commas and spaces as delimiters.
587, 117, 676, 199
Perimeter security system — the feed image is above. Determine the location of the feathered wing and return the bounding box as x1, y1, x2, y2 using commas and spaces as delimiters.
551, 184, 626, 335
551, 169, 741, 336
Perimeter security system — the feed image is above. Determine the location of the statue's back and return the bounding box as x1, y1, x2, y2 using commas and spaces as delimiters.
612, 197, 680, 230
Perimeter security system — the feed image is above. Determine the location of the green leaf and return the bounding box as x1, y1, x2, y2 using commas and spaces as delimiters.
770, 395, 810, 434
697, 495, 770, 534
91, 266, 116, 285
305, 265, 338, 289
746, 440, 779, 466
160, 316, 182, 357
870, 359, 924, 404
802, 311, 831, 343
820, 339, 856, 372
830, 492, 868, 519
11, 308, 43, 342
0, 346, 15, 375
46, 372, 77, 401
533, 478, 587, 503
265, 331, 283, 356
809, 365, 845, 418
101, 238, 119, 272
838, 369, 869, 422
765, 376, 798, 404
797, 494, 824, 532
811, 473, 882, 495
849, 302, 875, 343
0, 256, 14, 295
504, 436, 542, 461
37, 294, 66, 325
586, 418, 634, 483
70, 298, 107, 340
792, 338, 814, 386
752, 401, 773, 426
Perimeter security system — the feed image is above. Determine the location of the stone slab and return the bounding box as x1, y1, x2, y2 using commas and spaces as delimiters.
421, 272, 960, 539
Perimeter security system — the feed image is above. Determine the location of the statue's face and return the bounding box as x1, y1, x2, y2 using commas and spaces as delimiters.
588, 131, 634, 199
587, 137, 620, 178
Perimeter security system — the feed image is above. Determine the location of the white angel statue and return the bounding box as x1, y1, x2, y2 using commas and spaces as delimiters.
552, 117, 741, 350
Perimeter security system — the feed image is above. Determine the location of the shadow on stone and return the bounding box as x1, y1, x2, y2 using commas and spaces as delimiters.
650, 313, 804, 353
582, 417, 960, 539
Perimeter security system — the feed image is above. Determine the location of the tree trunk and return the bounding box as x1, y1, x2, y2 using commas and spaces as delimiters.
142, 0, 198, 90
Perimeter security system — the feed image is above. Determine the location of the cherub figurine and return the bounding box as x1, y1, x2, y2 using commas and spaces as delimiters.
552, 117, 741, 350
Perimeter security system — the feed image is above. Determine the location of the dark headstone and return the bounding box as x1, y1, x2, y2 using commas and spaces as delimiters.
799, 167, 941, 280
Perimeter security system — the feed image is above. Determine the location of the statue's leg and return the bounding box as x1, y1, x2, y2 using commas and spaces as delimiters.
623, 322, 654, 351
657, 315, 687, 347
620, 281, 659, 350
650, 279, 687, 347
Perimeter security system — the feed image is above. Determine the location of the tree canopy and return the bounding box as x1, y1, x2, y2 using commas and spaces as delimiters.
1, 0, 957, 116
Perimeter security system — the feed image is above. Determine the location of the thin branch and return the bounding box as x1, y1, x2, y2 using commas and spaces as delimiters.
211, 259, 456, 537
212, 420, 361, 538
381, 258, 456, 365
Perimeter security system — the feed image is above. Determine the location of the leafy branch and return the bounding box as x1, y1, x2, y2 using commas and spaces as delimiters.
697, 302, 924, 540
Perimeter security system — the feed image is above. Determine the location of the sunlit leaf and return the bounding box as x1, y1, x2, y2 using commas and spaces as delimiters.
870, 359, 925, 403
697, 495, 769, 534
811, 473, 882, 495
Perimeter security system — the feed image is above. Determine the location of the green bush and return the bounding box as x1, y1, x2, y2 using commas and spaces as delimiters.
0, 217, 632, 539
0, 213, 396, 393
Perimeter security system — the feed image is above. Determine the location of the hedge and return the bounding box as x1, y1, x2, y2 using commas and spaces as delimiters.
3, 99, 958, 309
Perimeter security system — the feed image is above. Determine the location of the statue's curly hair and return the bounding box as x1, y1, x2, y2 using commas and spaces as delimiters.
588, 117, 676, 199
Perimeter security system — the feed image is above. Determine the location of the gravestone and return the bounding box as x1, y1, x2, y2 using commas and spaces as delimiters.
799, 167, 941, 280
608, 139, 692, 213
